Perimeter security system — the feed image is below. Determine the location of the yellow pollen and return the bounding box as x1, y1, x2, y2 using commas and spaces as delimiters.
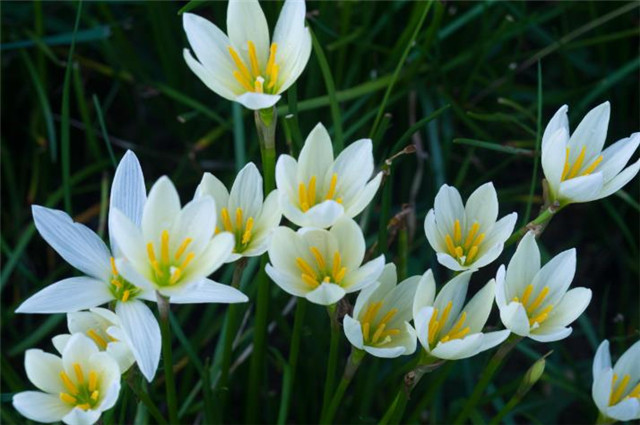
235, 208, 243, 229
310, 246, 326, 269
266, 43, 278, 80
174, 238, 193, 260
161, 230, 170, 264
254, 77, 264, 94
520, 284, 534, 306
90, 390, 99, 401
610, 374, 631, 405
247, 40, 260, 77
566, 146, 587, 179
463, 223, 480, 249
440, 326, 470, 343
362, 302, 383, 325
60, 393, 77, 404
454, 246, 463, 259
233, 70, 254, 91
169, 269, 182, 285
60, 371, 78, 394
336, 197, 343, 204
110, 257, 118, 276
466, 246, 479, 263
88, 371, 98, 392
146, 243, 157, 264
529, 304, 554, 326
221, 208, 233, 232
453, 219, 462, 243
326, 173, 338, 200
332, 252, 342, 280
322, 276, 331, 283
301, 273, 319, 288
267, 63, 279, 89
296, 258, 316, 279
77, 403, 90, 410
227, 46, 251, 82
122, 290, 130, 302
87, 329, 108, 350
110, 279, 122, 289
582, 155, 603, 175
73, 363, 84, 384
445, 235, 456, 257
242, 217, 254, 244
471, 232, 485, 248
526, 286, 549, 313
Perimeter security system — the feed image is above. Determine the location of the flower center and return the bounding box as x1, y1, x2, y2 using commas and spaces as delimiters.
109, 257, 141, 302
610, 374, 640, 405
360, 301, 400, 346
512, 284, 554, 326
86, 328, 118, 350
561, 145, 603, 182
427, 301, 470, 346
298, 173, 342, 212
295, 246, 347, 288
146, 231, 195, 287
228, 41, 279, 94
215, 207, 254, 253
444, 220, 485, 265
59, 363, 101, 411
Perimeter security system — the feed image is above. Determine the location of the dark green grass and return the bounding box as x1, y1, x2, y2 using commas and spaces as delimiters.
1, 1, 639, 424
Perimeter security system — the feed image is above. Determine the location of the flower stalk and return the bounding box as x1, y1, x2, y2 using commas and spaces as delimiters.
157, 292, 178, 425
505, 198, 564, 247
322, 348, 366, 424
321, 304, 341, 420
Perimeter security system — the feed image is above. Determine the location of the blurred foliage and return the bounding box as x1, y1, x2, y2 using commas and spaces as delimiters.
1, 1, 639, 424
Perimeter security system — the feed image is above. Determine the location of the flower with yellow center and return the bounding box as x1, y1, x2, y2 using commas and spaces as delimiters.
343, 263, 418, 358
52, 307, 135, 374
495, 231, 592, 342
195, 162, 281, 262
182, 0, 311, 110
541, 102, 639, 205
275, 123, 383, 228
265, 216, 385, 305
13, 334, 121, 425
413, 270, 510, 360
425, 182, 517, 271
592, 339, 640, 422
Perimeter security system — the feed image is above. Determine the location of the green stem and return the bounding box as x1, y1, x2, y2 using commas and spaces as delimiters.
321, 304, 341, 420
255, 106, 277, 192
218, 258, 247, 421
505, 203, 564, 247
322, 348, 366, 424
127, 376, 168, 425
277, 298, 308, 425
452, 335, 522, 424
156, 293, 177, 425
488, 392, 520, 425
596, 412, 614, 425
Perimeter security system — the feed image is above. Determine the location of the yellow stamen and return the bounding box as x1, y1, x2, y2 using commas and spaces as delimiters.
161, 230, 170, 264
471, 233, 485, 248
169, 269, 182, 285
529, 304, 553, 326
233, 71, 254, 91
267, 63, 279, 89
60, 393, 77, 404
310, 246, 326, 269
87, 329, 108, 350
582, 155, 604, 175
625, 382, 640, 399
174, 238, 193, 260
454, 246, 463, 259
89, 371, 98, 392
242, 217, 254, 244
265, 43, 278, 79
227, 46, 251, 82
325, 173, 338, 200
371, 323, 387, 344
110, 279, 122, 289
60, 371, 78, 394
235, 208, 243, 229
322, 276, 331, 283
442, 312, 467, 340
247, 40, 260, 77
336, 197, 343, 204
307, 176, 317, 206
215, 225, 221, 235
566, 146, 586, 179
73, 363, 84, 384
527, 286, 549, 313
453, 219, 462, 243
110, 257, 118, 276
445, 235, 456, 257
332, 252, 342, 280
146, 243, 157, 263
296, 257, 316, 278
562, 147, 571, 179
380, 329, 401, 338
466, 246, 479, 263
254, 77, 264, 94
221, 208, 233, 232
610, 374, 630, 405
122, 290, 130, 302
441, 326, 471, 342
298, 183, 309, 211
301, 273, 319, 288
179, 252, 196, 270
437, 302, 453, 335
90, 390, 99, 401
151, 260, 163, 277
362, 302, 383, 325
463, 223, 480, 250
520, 284, 534, 307
76, 403, 90, 410
334, 267, 347, 284
362, 322, 371, 341
428, 308, 440, 344
379, 308, 398, 325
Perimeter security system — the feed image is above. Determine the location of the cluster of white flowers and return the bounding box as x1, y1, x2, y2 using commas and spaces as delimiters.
12, 0, 639, 424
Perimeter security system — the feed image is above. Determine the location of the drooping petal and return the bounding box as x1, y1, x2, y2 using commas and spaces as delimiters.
343, 314, 364, 349
298, 123, 334, 185
227, 0, 270, 66
115, 300, 161, 382
13, 391, 70, 423
32, 206, 111, 282
567, 101, 610, 158
24, 349, 64, 394
464, 182, 498, 231
169, 279, 248, 304
558, 172, 604, 203
229, 162, 263, 219
141, 176, 181, 239
235, 92, 282, 110
305, 282, 345, 305
16, 277, 113, 314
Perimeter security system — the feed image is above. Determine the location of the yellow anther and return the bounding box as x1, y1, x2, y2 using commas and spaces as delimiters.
122, 290, 130, 302
179, 252, 195, 271
362, 322, 371, 341
441, 326, 471, 342
151, 260, 164, 277
60, 371, 78, 394
527, 286, 549, 313
428, 308, 440, 344
336, 197, 343, 204
89, 371, 98, 392
110, 257, 118, 276
242, 217, 254, 245
521, 284, 534, 307
161, 230, 170, 264
322, 276, 331, 283
214, 225, 221, 235
298, 183, 309, 211
235, 208, 244, 229
332, 252, 342, 279
233, 70, 254, 91
454, 246, 464, 259
445, 235, 457, 257
512, 296, 520, 303
265, 43, 278, 79
254, 77, 264, 94
453, 219, 462, 243
73, 363, 84, 384
529, 304, 553, 326
626, 382, 640, 399
247, 40, 260, 77
146, 243, 157, 263
371, 323, 387, 344
169, 269, 182, 285
90, 390, 99, 401
296, 258, 316, 278
471, 233, 485, 248
267, 63, 279, 89
60, 392, 77, 404
326, 173, 338, 200
110, 279, 122, 289
310, 246, 326, 269
379, 308, 398, 325
307, 176, 317, 206
362, 302, 383, 325
566, 146, 586, 179
174, 238, 193, 260
582, 155, 604, 176
301, 273, 319, 288
87, 329, 108, 350
221, 208, 234, 232
442, 312, 467, 341
437, 302, 453, 335
562, 147, 571, 179
463, 222, 480, 249
334, 267, 347, 284
76, 403, 90, 410
610, 374, 631, 405
227, 46, 251, 82
466, 246, 479, 263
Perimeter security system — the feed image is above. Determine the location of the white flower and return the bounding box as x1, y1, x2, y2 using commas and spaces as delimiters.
16, 151, 161, 382
12, 334, 121, 425
413, 270, 509, 360
541, 102, 640, 205
195, 162, 281, 262
343, 263, 418, 358
265, 216, 385, 305
592, 339, 640, 422
182, 0, 311, 110
275, 123, 383, 228
424, 182, 517, 271
52, 308, 135, 374
495, 231, 592, 342
110, 175, 249, 304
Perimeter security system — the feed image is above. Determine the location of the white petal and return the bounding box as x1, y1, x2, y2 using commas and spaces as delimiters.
470, 242, 505, 271
229, 162, 263, 219
558, 173, 604, 203
32, 205, 111, 281
539, 287, 591, 330
592, 340, 612, 378
462, 279, 495, 333
62, 334, 99, 376
195, 172, 230, 219
613, 339, 640, 384
267, 226, 306, 275
62, 407, 101, 425
169, 279, 248, 304
52, 334, 71, 355
567, 101, 610, 157
436, 252, 466, 271
109, 209, 148, 270
464, 182, 498, 231
275, 154, 298, 198
352, 281, 381, 321
414, 306, 434, 352
283, 199, 344, 228
541, 104, 569, 150
115, 300, 161, 382
265, 264, 308, 297
227, 0, 269, 66
383, 275, 420, 325
482, 212, 518, 249
342, 254, 385, 293
344, 172, 383, 217
433, 184, 465, 236
343, 314, 364, 349
541, 128, 569, 197
332, 139, 374, 195
109, 150, 146, 252
181, 232, 234, 283
298, 123, 334, 185
529, 327, 572, 343
477, 330, 511, 353
532, 248, 576, 306
607, 398, 640, 421
272, 0, 312, 92
364, 345, 406, 359
13, 391, 70, 423
25, 349, 64, 394
595, 158, 640, 201
16, 277, 113, 314
235, 92, 281, 110
366, 321, 417, 358
88, 352, 121, 410
592, 367, 613, 413
424, 209, 446, 253
170, 196, 216, 255
305, 282, 345, 305
413, 269, 436, 319
432, 271, 472, 331
505, 231, 540, 301
330, 216, 365, 270
597, 133, 640, 182
499, 302, 530, 336
183, 49, 237, 101
431, 333, 484, 360
141, 176, 181, 239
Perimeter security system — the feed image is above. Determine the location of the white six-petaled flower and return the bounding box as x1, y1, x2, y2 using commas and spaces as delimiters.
413, 271, 510, 360
265, 216, 385, 305
343, 263, 418, 358
424, 182, 517, 271
16, 151, 161, 382
195, 162, 281, 262
495, 231, 592, 342
12, 334, 121, 425
183, 0, 311, 110
275, 123, 383, 228
592, 339, 640, 422
541, 102, 640, 205
52, 307, 135, 375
